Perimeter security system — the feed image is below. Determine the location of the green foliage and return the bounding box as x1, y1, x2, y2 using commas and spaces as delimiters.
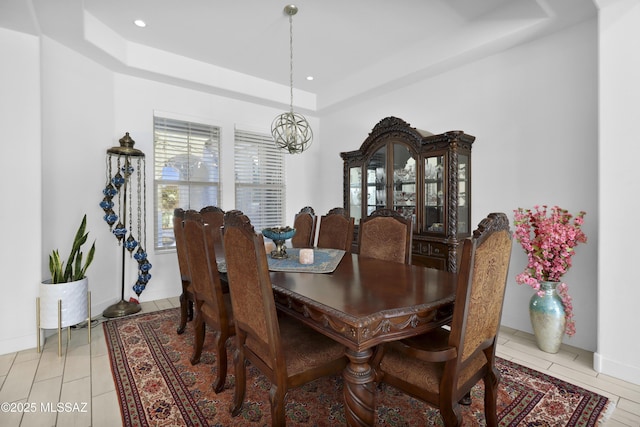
48, 215, 96, 284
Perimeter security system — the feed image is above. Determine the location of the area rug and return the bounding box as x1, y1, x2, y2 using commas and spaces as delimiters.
103, 308, 612, 426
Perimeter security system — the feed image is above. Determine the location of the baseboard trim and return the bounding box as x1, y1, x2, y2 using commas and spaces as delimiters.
594, 351, 640, 386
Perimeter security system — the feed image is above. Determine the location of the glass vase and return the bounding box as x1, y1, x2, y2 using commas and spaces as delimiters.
529, 281, 566, 353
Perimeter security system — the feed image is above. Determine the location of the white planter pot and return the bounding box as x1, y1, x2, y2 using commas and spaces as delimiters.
38, 278, 89, 329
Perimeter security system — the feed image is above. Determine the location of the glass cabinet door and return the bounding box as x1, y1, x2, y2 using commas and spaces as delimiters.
366, 147, 386, 216
392, 143, 416, 224
349, 167, 362, 224
342, 120, 473, 273
424, 155, 444, 233
457, 154, 469, 234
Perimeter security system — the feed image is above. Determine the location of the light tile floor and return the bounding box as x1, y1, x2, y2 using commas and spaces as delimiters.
1, 297, 638, 426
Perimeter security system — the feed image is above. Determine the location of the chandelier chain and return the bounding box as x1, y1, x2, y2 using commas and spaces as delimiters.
289, 12, 294, 113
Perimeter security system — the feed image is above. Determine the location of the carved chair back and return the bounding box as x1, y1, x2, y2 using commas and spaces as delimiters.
173, 208, 191, 286
373, 212, 512, 426
173, 208, 194, 334
358, 208, 413, 264
200, 205, 225, 252
453, 212, 512, 364
182, 209, 234, 392
291, 206, 317, 248
316, 207, 355, 251
222, 209, 347, 425
222, 210, 282, 374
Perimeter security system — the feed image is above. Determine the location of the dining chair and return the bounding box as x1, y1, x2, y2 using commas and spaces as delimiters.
316, 207, 355, 251
200, 205, 225, 251
291, 206, 317, 248
173, 208, 194, 334
358, 208, 412, 264
371, 212, 512, 426
200, 205, 228, 289
183, 210, 235, 393
222, 209, 348, 426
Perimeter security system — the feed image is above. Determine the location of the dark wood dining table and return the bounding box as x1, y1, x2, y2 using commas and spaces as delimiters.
269, 252, 458, 427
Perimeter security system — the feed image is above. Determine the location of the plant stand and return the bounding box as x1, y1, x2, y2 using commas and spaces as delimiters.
36, 279, 91, 357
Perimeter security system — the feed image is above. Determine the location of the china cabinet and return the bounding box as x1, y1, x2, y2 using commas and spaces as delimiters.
341, 117, 474, 272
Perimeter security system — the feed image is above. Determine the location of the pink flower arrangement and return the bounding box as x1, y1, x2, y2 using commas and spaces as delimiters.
513, 205, 587, 336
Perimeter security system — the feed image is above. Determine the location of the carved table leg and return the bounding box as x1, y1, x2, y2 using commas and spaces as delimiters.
343, 348, 375, 427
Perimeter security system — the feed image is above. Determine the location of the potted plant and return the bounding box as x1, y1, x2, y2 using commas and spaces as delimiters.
513, 205, 587, 353
39, 214, 96, 332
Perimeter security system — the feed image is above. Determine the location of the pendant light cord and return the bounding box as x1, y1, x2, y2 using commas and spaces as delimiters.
289, 12, 294, 114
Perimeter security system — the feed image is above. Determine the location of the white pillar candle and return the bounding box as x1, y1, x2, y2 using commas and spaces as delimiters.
299, 248, 314, 265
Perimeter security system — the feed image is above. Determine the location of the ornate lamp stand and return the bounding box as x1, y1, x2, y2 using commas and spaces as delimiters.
100, 133, 151, 318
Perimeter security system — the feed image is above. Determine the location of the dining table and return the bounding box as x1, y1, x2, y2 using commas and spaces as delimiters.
268, 250, 458, 427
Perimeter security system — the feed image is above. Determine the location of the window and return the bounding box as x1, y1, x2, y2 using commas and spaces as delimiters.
234, 129, 285, 231
154, 116, 220, 250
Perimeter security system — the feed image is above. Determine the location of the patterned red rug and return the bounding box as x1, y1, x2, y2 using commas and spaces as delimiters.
103, 308, 612, 426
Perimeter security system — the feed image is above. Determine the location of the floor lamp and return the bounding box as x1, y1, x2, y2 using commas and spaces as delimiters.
100, 133, 152, 318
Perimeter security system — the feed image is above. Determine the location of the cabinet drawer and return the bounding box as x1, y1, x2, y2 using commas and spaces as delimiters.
430, 242, 447, 258
412, 241, 447, 258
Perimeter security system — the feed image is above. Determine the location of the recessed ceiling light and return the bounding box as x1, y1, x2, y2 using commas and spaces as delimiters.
306, 76, 314, 81
133, 19, 146, 28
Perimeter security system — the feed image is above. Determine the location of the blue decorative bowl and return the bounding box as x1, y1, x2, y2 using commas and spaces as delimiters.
262, 227, 296, 242
262, 227, 296, 259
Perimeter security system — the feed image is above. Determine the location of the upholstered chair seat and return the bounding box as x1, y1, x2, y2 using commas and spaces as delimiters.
245, 315, 346, 377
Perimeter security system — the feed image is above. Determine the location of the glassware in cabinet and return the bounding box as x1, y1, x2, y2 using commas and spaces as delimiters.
341, 117, 474, 273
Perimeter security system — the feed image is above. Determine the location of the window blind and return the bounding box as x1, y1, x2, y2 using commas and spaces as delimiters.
154, 116, 220, 250
234, 129, 285, 231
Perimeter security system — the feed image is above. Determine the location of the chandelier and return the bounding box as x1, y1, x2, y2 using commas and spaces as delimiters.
271, 4, 313, 154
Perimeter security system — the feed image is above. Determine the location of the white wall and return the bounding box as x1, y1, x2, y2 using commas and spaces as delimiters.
0, 28, 42, 353
596, 0, 640, 385
40, 37, 116, 317
39, 39, 321, 312
320, 19, 599, 352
